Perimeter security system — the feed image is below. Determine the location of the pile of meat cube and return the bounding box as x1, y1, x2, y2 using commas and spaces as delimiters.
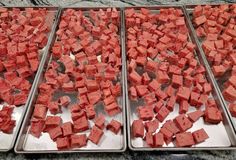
0, 8, 51, 133
192, 4, 236, 117
30, 8, 122, 150
126, 8, 222, 147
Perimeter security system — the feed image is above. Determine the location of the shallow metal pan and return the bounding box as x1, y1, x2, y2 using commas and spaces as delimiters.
15, 7, 127, 153
185, 3, 236, 138
124, 5, 236, 151
0, 6, 59, 152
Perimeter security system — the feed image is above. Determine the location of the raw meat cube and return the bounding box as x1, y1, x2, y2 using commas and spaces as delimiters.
61, 122, 73, 137
71, 134, 87, 148
153, 132, 164, 147
187, 110, 204, 122
132, 119, 144, 138
145, 132, 154, 147
145, 119, 159, 133
192, 128, 209, 143
88, 126, 104, 144
174, 114, 192, 132
73, 116, 89, 132
33, 104, 47, 119
48, 126, 62, 141
56, 137, 70, 150
106, 119, 122, 134
204, 107, 222, 124
156, 106, 170, 122
176, 132, 195, 147
94, 114, 105, 130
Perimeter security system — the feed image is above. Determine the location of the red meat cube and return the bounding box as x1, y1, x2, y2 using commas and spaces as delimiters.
59, 96, 71, 107
153, 132, 164, 147
86, 80, 99, 91
87, 90, 101, 105
156, 106, 170, 122
179, 100, 189, 114
187, 110, 204, 122
190, 91, 200, 106
111, 83, 121, 97
204, 107, 222, 124
165, 85, 175, 97
33, 104, 47, 119
132, 119, 144, 138
166, 95, 176, 111
145, 119, 159, 133
162, 120, 180, 135
145, 132, 154, 147
88, 126, 104, 144
104, 102, 121, 116
104, 96, 115, 106
94, 114, 105, 130
107, 119, 122, 134
48, 101, 61, 115
71, 134, 87, 148
71, 110, 85, 121
30, 119, 45, 138
223, 85, 236, 102
194, 15, 206, 26
192, 128, 209, 143
155, 89, 168, 100
156, 71, 170, 84
73, 116, 89, 132
136, 85, 149, 97
172, 74, 183, 88
146, 60, 158, 72
62, 81, 74, 92
212, 65, 226, 77
137, 106, 154, 121
44, 116, 62, 132
203, 83, 212, 94
129, 71, 142, 84
48, 126, 62, 141
14, 92, 28, 106
148, 79, 161, 91
56, 137, 70, 150
176, 132, 195, 147
160, 127, 173, 144
229, 104, 236, 117
86, 105, 96, 119
174, 114, 193, 132
154, 100, 164, 113
142, 72, 151, 85
177, 86, 191, 101
61, 122, 73, 137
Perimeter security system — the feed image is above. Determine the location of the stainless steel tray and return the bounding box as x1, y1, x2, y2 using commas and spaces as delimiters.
15, 7, 127, 153
124, 5, 236, 151
0, 6, 59, 152
185, 3, 236, 136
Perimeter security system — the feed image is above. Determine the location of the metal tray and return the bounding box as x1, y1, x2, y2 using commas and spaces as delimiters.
0, 6, 59, 152
15, 7, 127, 153
185, 3, 236, 136
124, 5, 236, 151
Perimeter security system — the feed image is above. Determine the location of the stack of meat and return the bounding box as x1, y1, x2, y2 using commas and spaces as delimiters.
126, 8, 222, 147
192, 4, 236, 117
0, 8, 51, 134
30, 8, 122, 150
